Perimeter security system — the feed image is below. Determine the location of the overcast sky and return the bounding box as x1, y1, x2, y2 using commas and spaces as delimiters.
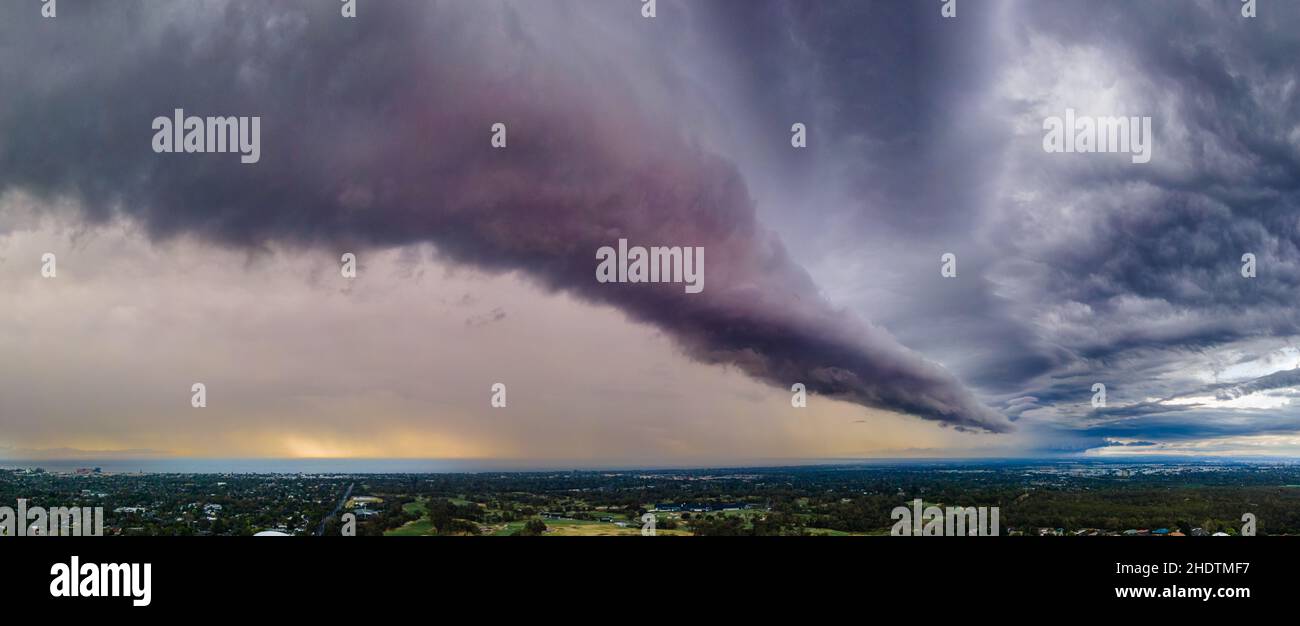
3, 0, 1300, 464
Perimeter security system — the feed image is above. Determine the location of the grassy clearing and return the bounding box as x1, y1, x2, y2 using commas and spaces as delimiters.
385, 519, 435, 536
544, 522, 691, 536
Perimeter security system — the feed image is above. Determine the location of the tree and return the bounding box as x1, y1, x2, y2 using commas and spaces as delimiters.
517, 519, 548, 536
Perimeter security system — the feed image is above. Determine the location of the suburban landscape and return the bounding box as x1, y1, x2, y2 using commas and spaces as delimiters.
2, 460, 1297, 537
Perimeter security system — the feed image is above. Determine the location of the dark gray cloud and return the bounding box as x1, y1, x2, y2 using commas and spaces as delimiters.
0, 1, 1010, 432
985, 0, 1300, 449
691, 1, 1300, 451
8, 0, 1300, 451
686, 1, 1074, 396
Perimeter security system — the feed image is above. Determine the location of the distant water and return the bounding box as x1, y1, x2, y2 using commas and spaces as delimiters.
1, 456, 1289, 475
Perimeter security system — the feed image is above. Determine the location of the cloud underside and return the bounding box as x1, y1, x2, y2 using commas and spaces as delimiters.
0, 1, 1009, 432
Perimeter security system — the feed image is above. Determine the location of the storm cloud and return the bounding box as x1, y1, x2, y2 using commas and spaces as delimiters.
0, 1, 1009, 432
8, 0, 1300, 457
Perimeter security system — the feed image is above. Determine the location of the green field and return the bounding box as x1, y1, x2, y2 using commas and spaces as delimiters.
380, 494, 875, 537
385, 519, 435, 536
491, 521, 528, 536
387, 497, 704, 536
384, 498, 433, 535
483, 517, 690, 536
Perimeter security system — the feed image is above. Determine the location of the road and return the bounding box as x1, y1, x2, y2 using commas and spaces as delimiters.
315, 482, 354, 536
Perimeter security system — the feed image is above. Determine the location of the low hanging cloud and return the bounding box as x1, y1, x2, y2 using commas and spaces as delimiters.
0, 1, 1009, 432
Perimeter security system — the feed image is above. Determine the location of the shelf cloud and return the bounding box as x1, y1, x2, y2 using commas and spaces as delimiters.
0, 1, 1009, 433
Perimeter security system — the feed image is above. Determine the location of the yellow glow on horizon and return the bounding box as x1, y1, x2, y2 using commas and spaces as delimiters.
274, 431, 492, 459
